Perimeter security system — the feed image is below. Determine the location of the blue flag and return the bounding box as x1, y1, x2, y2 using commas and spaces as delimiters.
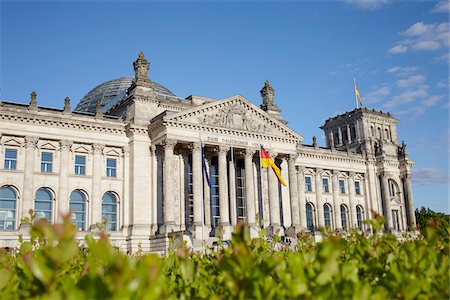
202, 144, 211, 187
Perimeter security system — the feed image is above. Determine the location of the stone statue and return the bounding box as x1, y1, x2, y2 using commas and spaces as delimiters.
398, 140, 407, 157
312, 136, 317, 147
63, 96, 71, 113
29, 91, 37, 109
133, 51, 150, 83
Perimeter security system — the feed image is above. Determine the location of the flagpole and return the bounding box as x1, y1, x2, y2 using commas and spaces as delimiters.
259, 145, 263, 227
354, 78, 359, 109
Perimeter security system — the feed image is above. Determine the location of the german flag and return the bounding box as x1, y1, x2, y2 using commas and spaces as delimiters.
260, 146, 286, 186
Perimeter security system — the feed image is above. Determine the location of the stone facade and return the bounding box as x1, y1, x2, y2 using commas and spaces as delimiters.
0, 52, 416, 253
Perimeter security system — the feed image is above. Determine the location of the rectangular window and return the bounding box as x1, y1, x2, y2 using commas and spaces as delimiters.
355, 181, 361, 195
41, 152, 53, 173
322, 178, 329, 193
74, 155, 86, 175
4, 149, 17, 170
339, 179, 346, 194
305, 176, 312, 192
106, 158, 117, 177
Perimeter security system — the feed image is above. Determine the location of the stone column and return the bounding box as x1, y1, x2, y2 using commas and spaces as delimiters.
315, 168, 324, 229
403, 174, 416, 229
348, 172, 357, 229
191, 142, 203, 237
229, 150, 237, 226
57, 140, 72, 223
338, 128, 342, 146
267, 150, 283, 236
21, 136, 38, 223
287, 154, 300, 236
161, 140, 177, 234
244, 149, 257, 236
91, 143, 104, 229
297, 166, 307, 230
203, 155, 211, 231
218, 145, 231, 238
381, 172, 393, 231
347, 125, 352, 144
331, 170, 341, 231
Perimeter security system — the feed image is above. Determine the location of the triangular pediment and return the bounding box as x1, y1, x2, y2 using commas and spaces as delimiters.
39, 141, 58, 151
2, 137, 22, 147
163, 95, 303, 142
73, 145, 91, 154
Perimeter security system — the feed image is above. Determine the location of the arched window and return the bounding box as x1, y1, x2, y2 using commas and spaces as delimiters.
340, 204, 349, 230
377, 127, 382, 139
388, 180, 397, 197
323, 203, 332, 229
356, 205, 364, 230
306, 203, 315, 231
102, 192, 117, 231
0, 186, 17, 230
70, 190, 86, 230
35, 188, 53, 222
384, 128, 390, 140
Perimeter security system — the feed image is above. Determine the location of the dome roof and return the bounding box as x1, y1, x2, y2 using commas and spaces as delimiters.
75, 76, 175, 113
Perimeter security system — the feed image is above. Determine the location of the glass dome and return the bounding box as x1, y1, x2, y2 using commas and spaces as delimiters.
75, 76, 175, 113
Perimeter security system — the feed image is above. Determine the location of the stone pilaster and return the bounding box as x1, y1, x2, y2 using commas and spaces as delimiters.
21, 136, 38, 224
161, 140, 177, 234
122, 146, 130, 232
57, 139, 72, 223
229, 150, 237, 226
286, 154, 300, 236
332, 170, 342, 231
150, 145, 158, 234
297, 166, 307, 230
315, 168, 324, 229
218, 145, 231, 239
381, 172, 394, 231
267, 150, 283, 236
348, 172, 357, 229
91, 143, 104, 229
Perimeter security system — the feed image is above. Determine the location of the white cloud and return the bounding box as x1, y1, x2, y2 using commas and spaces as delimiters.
365, 85, 390, 104
422, 95, 444, 107
412, 167, 450, 186
383, 85, 428, 110
397, 75, 426, 88
387, 66, 418, 77
344, 0, 391, 10
432, 1, 450, 13
437, 78, 450, 88
389, 21, 449, 55
388, 45, 408, 54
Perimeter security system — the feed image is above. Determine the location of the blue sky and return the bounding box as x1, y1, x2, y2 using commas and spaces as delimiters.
1, 0, 449, 213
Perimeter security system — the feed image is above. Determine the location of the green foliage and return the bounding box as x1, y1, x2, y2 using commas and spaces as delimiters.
415, 206, 450, 242
0, 213, 448, 299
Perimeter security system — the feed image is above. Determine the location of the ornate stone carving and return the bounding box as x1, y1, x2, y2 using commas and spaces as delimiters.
191, 142, 201, 152
198, 104, 271, 134
244, 148, 256, 158
162, 139, 177, 150
289, 154, 298, 163
133, 51, 150, 83
92, 143, 105, 154
312, 136, 317, 147
29, 91, 37, 110
95, 103, 103, 118
315, 168, 323, 175
122, 146, 130, 157
24, 136, 38, 148
218, 145, 229, 156
260, 80, 277, 110
297, 166, 306, 174
398, 141, 407, 157
149, 145, 157, 156
59, 140, 73, 151
349, 171, 356, 178
63, 97, 71, 114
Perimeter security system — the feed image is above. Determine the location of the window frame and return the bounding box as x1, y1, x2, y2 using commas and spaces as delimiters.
306, 202, 315, 231
74, 155, 86, 175
0, 186, 17, 230
102, 192, 118, 231
106, 157, 117, 177
322, 177, 330, 193
305, 176, 313, 192
34, 188, 53, 222
69, 190, 87, 231
4, 148, 17, 170
355, 181, 361, 195
40, 151, 53, 173
323, 203, 332, 228
340, 204, 349, 230
339, 179, 346, 194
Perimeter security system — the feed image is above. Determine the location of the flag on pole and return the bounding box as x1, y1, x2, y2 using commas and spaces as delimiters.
354, 79, 363, 107
201, 144, 211, 187
260, 146, 286, 186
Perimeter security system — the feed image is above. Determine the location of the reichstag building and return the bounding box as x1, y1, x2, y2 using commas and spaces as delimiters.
0, 52, 416, 252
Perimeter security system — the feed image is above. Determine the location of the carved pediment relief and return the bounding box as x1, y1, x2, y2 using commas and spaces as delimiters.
73, 144, 91, 154
163, 95, 302, 141
39, 141, 58, 151
104, 148, 121, 157
1, 137, 23, 147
